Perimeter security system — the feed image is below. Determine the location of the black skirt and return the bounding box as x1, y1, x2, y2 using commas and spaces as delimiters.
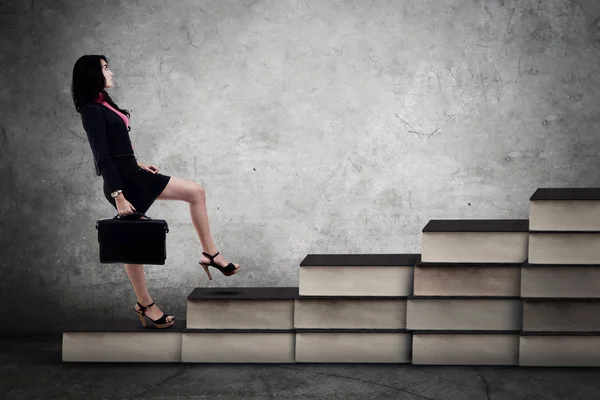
103, 154, 171, 215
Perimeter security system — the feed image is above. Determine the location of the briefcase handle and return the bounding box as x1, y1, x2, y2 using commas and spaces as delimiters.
95, 211, 169, 233
113, 211, 169, 233
113, 211, 151, 220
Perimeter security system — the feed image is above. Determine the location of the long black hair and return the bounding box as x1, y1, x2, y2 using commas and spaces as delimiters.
71, 55, 130, 117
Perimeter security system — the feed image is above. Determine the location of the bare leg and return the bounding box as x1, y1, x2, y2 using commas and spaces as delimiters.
157, 176, 240, 270
188, 183, 217, 254
126, 263, 174, 322
122, 176, 239, 322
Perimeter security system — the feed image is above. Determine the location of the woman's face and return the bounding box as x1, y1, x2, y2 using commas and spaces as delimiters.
100, 59, 114, 89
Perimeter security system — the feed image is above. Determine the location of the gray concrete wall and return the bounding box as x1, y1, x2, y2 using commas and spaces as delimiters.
1, 0, 599, 333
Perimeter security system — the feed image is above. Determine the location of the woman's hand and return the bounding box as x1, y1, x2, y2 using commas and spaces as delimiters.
116, 195, 136, 217
138, 162, 159, 174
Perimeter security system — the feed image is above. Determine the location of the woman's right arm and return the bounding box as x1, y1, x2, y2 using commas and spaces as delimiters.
80, 105, 135, 215
80, 104, 124, 192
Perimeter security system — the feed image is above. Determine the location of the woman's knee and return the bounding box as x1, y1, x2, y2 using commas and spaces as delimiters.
193, 182, 206, 201
159, 176, 205, 202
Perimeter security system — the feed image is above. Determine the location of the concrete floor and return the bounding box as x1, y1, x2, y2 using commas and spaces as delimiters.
1, 334, 599, 400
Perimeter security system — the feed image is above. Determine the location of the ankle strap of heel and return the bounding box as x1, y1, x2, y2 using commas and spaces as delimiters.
137, 301, 155, 315
202, 251, 219, 262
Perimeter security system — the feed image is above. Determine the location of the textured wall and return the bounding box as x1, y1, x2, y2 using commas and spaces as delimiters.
1, 0, 599, 333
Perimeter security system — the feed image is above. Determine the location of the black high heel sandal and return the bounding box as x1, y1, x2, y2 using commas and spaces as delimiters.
135, 301, 174, 329
199, 251, 240, 280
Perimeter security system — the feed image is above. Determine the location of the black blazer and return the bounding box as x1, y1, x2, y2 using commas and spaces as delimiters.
80, 102, 134, 192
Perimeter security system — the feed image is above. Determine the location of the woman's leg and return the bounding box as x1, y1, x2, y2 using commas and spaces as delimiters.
126, 263, 174, 322
157, 176, 239, 269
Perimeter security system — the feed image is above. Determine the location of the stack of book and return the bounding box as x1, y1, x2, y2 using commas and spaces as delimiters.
183, 287, 298, 362
520, 188, 600, 366
295, 254, 419, 362
408, 219, 528, 365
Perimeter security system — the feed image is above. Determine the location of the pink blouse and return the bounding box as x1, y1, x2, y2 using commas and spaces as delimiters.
94, 92, 134, 151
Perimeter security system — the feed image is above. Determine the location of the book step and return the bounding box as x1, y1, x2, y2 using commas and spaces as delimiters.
299, 254, 419, 296
63, 322, 410, 364
294, 297, 408, 329
295, 329, 411, 363
62, 319, 186, 362
182, 329, 295, 363
523, 299, 600, 332
420, 219, 529, 263
413, 262, 522, 296
519, 332, 600, 366
412, 331, 520, 365
187, 286, 412, 330
521, 263, 600, 298
186, 287, 298, 329
406, 297, 523, 331
528, 232, 600, 264
529, 188, 600, 231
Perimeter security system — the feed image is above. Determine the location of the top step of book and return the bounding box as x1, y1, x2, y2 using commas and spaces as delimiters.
422, 219, 529, 233
300, 254, 420, 267
299, 254, 419, 296
421, 219, 529, 263
530, 188, 600, 201
186, 287, 299, 329
188, 287, 299, 300
529, 188, 600, 232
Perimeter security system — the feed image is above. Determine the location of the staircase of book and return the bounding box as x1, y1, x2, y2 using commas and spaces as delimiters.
62, 187, 600, 366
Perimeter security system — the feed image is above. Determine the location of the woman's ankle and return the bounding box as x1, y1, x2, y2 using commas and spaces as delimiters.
203, 248, 218, 256
137, 296, 153, 306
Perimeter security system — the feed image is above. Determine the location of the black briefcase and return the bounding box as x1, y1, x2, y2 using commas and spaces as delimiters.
96, 211, 170, 265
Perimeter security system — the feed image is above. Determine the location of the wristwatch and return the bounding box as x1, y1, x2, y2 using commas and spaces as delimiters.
110, 190, 123, 199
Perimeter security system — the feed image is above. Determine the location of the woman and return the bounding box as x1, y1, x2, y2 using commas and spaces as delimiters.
71, 55, 240, 329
